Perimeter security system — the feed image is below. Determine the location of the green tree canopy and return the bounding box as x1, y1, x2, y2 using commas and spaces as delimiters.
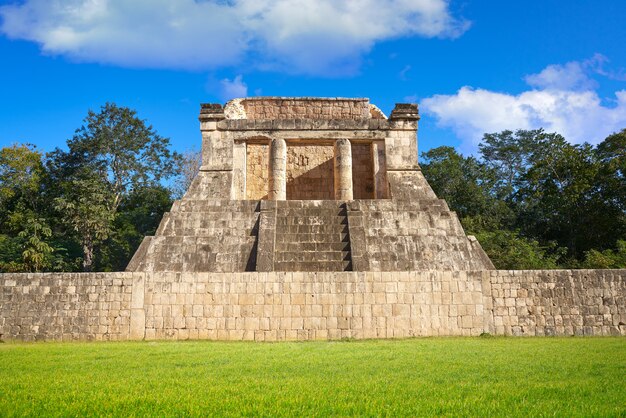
48, 103, 180, 271
421, 128, 626, 269
0, 144, 61, 272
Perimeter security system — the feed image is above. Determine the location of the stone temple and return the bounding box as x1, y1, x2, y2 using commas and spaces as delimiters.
2, 97, 624, 342
127, 97, 494, 273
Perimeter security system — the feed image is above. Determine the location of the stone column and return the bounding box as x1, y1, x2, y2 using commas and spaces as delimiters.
268, 138, 287, 200
372, 141, 388, 199
232, 141, 247, 199
334, 138, 353, 200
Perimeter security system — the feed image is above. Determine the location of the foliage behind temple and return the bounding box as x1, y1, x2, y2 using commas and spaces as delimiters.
0, 103, 180, 272
0, 106, 624, 271
421, 128, 626, 269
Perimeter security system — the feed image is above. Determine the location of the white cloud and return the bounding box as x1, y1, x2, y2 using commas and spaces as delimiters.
524, 61, 596, 91
0, 0, 469, 75
219, 75, 248, 101
0, 0, 244, 69
422, 57, 626, 153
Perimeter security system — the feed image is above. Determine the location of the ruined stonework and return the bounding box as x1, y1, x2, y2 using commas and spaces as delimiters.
2, 97, 624, 343
127, 97, 493, 273
1, 270, 624, 341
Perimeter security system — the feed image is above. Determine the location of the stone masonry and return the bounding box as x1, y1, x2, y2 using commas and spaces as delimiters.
127, 97, 494, 273
1, 97, 624, 342
1, 270, 624, 341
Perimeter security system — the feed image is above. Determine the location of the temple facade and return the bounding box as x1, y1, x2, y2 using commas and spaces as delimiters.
127, 97, 493, 273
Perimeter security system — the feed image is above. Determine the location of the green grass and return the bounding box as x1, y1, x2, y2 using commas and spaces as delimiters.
0, 337, 625, 417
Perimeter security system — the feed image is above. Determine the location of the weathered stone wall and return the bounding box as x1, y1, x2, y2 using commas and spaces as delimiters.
244, 143, 338, 200
145, 271, 486, 340
2, 270, 624, 341
351, 143, 375, 199
286, 144, 334, 200
127, 200, 260, 273
0, 273, 142, 342
486, 270, 626, 336
246, 143, 269, 200
238, 98, 370, 120
197, 100, 426, 203
355, 200, 494, 271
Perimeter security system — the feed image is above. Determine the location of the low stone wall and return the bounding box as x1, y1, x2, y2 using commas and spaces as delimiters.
143, 271, 486, 341
0, 273, 141, 342
1, 270, 624, 341
487, 270, 626, 336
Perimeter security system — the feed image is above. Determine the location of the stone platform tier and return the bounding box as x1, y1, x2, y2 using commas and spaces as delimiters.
353, 199, 494, 271
127, 200, 260, 272
127, 198, 493, 272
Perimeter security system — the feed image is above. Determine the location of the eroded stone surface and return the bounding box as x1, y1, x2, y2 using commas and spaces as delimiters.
1, 270, 624, 341
129, 97, 493, 272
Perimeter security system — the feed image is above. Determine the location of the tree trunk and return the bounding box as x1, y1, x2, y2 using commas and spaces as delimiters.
82, 241, 94, 272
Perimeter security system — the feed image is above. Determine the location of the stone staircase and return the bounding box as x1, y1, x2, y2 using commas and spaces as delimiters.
127, 200, 260, 272
273, 201, 352, 271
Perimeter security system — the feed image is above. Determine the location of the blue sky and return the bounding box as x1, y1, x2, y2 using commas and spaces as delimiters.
1, 0, 625, 156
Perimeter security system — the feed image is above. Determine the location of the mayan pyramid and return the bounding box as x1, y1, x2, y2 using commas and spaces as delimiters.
127, 97, 494, 272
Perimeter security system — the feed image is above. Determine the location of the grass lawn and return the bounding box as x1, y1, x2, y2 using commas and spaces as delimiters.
0, 337, 624, 417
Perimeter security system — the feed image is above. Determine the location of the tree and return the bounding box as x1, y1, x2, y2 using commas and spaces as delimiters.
581, 240, 626, 269
54, 102, 181, 210
594, 129, 626, 237
0, 144, 61, 272
474, 229, 564, 270
96, 185, 173, 271
171, 147, 201, 199
479, 129, 535, 199
421, 146, 512, 231
17, 217, 55, 272
0, 144, 46, 227
49, 103, 180, 271
54, 174, 115, 271
422, 128, 626, 269
516, 136, 624, 259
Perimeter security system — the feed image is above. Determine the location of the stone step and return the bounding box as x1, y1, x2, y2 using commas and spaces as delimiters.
274, 241, 350, 252
149, 235, 257, 246
140, 236, 258, 272
148, 250, 257, 272
275, 233, 349, 243
276, 208, 347, 217
365, 246, 474, 263
166, 217, 259, 227
275, 216, 347, 226
275, 200, 346, 210
148, 243, 258, 259
274, 224, 349, 235
167, 211, 261, 220
274, 251, 350, 262
273, 260, 352, 272
365, 210, 451, 220
365, 214, 461, 231
164, 219, 259, 231
150, 239, 258, 252
173, 200, 260, 212
349, 199, 449, 212
160, 228, 258, 237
